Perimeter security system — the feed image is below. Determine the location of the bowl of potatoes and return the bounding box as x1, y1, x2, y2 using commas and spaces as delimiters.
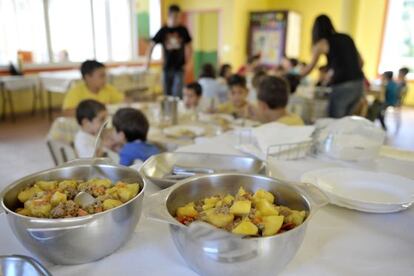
0, 158, 145, 265
146, 173, 328, 276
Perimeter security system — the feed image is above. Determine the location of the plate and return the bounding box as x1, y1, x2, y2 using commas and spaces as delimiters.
163, 125, 205, 139
301, 168, 414, 213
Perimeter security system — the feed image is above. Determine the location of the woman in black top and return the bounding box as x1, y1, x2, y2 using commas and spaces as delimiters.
301, 15, 364, 118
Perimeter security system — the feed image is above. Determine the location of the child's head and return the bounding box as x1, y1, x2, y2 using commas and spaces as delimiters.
199, 63, 216, 79
80, 60, 106, 91
76, 99, 107, 135
227, 74, 248, 107
382, 71, 393, 83
256, 76, 289, 121
112, 108, 149, 144
398, 67, 409, 80
281, 57, 299, 71
252, 69, 267, 90
183, 82, 202, 109
219, 64, 232, 80
168, 4, 181, 27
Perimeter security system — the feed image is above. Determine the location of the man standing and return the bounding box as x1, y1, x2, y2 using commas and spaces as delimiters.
146, 4, 192, 98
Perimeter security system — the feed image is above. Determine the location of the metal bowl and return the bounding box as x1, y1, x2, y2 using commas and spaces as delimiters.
0, 159, 145, 265
146, 173, 327, 276
140, 152, 265, 189
0, 255, 52, 276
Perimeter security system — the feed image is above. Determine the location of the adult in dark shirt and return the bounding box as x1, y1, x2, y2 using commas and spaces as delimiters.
301, 15, 364, 118
146, 4, 192, 98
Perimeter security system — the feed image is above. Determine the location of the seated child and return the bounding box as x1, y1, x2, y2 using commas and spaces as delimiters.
112, 108, 159, 166
397, 67, 409, 95
182, 82, 205, 112
217, 74, 253, 118
74, 99, 108, 157
63, 60, 124, 115
255, 75, 304, 125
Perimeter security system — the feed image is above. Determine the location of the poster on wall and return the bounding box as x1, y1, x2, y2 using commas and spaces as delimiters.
248, 11, 300, 67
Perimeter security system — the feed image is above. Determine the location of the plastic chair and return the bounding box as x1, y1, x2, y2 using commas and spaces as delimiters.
46, 117, 79, 165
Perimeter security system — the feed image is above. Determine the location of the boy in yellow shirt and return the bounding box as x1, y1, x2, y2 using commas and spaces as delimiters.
62, 60, 124, 115
217, 74, 253, 118
255, 76, 304, 125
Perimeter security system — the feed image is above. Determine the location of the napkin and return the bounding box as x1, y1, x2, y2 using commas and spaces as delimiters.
235, 122, 315, 160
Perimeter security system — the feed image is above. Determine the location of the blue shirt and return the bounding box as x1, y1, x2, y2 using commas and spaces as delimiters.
119, 141, 159, 166
385, 80, 399, 106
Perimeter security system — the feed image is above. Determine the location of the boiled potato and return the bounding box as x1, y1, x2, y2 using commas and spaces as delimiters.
236, 187, 247, 197
285, 210, 306, 226
91, 178, 112, 188
204, 196, 220, 206
256, 199, 278, 216
58, 180, 77, 191
50, 191, 67, 206
176, 202, 198, 218
25, 199, 52, 218
253, 189, 274, 204
102, 199, 122, 211
17, 186, 42, 203
223, 195, 234, 205
35, 181, 57, 191
16, 208, 31, 216
232, 218, 258, 235
230, 200, 251, 215
205, 209, 234, 228
262, 215, 284, 236
116, 187, 134, 203
126, 183, 139, 196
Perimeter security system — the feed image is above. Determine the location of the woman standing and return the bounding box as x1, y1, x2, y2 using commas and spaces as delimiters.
301, 15, 364, 118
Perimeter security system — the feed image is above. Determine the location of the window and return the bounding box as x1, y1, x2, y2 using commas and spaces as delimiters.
0, 0, 161, 65
48, 0, 94, 62
0, 0, 49, 64
379, 0, 414, 79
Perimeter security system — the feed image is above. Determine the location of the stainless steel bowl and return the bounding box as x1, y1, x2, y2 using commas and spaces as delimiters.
0, 255, 52, 276
146, 173, 327, 276
0, 159, 145, 265
140, 152, 265, 189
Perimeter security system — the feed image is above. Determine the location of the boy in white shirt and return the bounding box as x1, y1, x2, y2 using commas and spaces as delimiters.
74, 99, 108, 157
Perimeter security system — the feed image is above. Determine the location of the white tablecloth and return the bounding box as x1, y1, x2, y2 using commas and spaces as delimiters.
1, 133, 414, 275
0, 75, 38, 91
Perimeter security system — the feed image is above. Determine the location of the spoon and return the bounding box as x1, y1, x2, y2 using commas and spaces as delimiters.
74, 192, 96, 209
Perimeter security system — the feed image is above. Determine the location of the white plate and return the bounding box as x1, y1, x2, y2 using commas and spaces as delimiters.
163, 125, 205, 139
301, 168, 414, 213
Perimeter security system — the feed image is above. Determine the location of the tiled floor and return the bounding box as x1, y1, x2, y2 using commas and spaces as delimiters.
0, 108, 413, 187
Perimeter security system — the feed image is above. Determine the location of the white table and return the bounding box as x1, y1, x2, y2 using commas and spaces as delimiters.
1, 133, 414, 275
0, 75, 40, 122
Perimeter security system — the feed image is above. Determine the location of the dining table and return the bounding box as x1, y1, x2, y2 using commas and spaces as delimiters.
1, 130, 413, 276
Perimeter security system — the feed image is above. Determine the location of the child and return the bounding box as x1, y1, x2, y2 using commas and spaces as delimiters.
183, 82, 204, 111
255, 75, 304, 125
198, 63, 228, 103
397, 67, 409, 88
112, 108, 159, 166
74, 99, 108, 157
377, 71, 399, 130
62, 60, 124, 115
217, 74, 252, 118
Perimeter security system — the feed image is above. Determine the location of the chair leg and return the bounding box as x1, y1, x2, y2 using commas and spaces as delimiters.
6, 90, 16, 122
1, 89, 6, 121
32, 85, 37, 115
47, 90, 53, 122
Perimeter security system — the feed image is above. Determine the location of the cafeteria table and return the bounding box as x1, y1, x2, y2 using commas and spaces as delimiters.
1, 132, 413, 276
0, 75, 41, 122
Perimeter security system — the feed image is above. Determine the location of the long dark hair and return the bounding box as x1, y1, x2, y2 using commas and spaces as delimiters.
312, 15, 336, 45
